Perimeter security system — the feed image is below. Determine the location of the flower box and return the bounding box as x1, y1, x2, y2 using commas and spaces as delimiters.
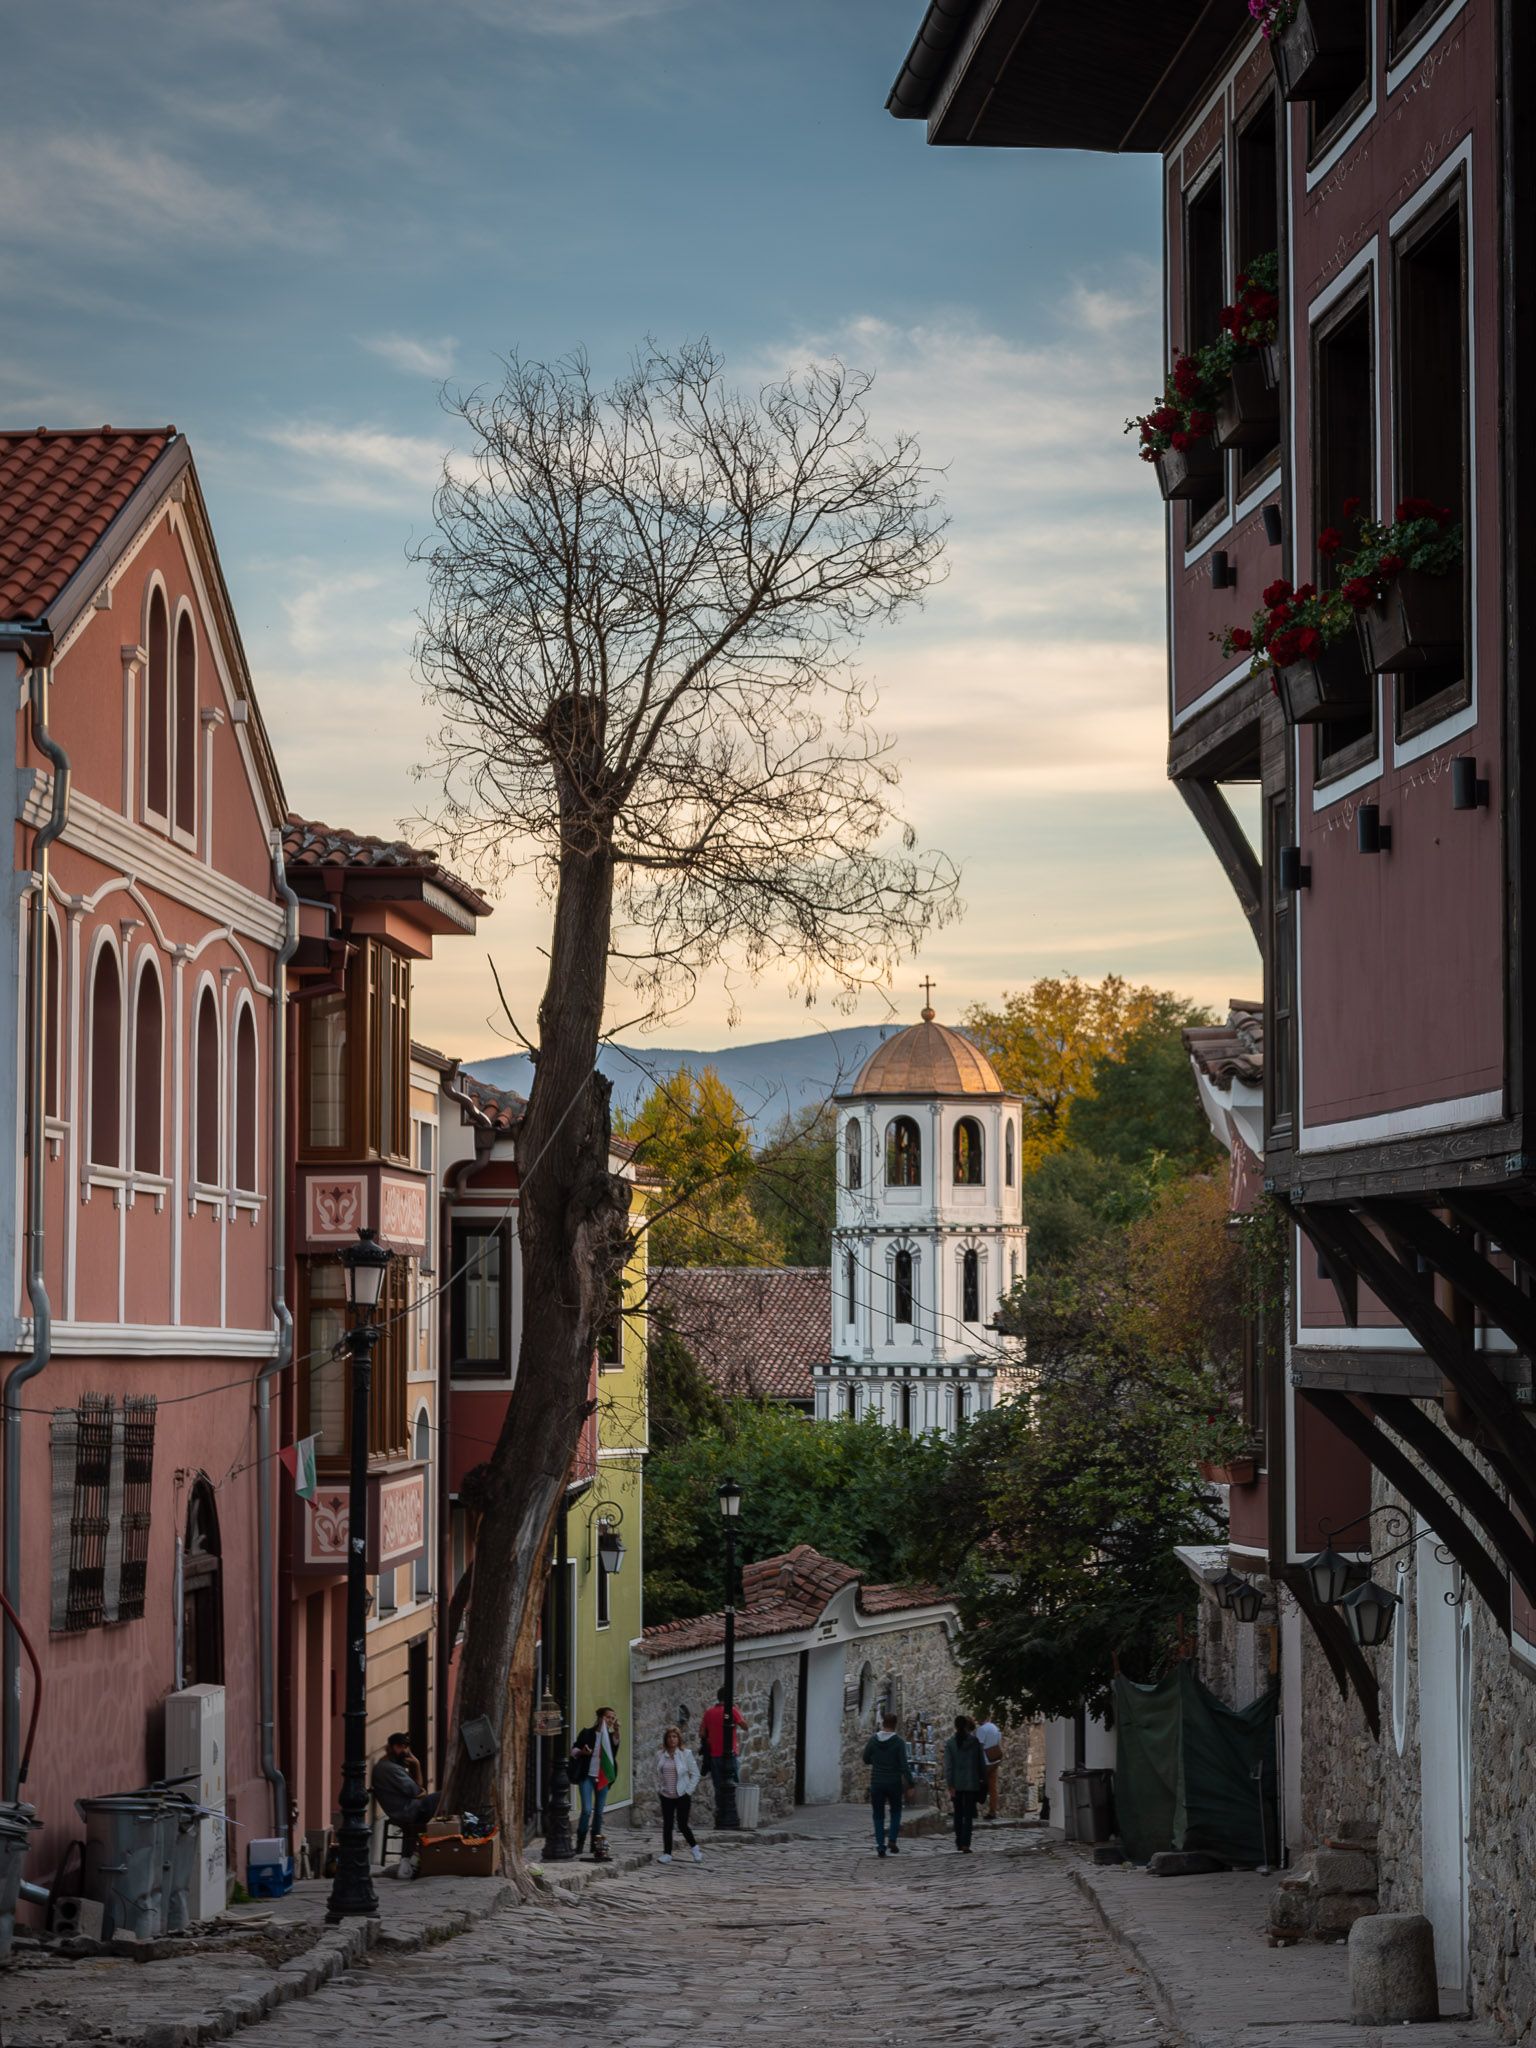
1355, 568, 1463, 674
1261, 340, 1282, 391
1275, 640, 1370, 724
1154, 438, 1222, 503
1215, 354, 1280, 452
1270, 1, 1367, 101
1199, 1456, 1258, 1487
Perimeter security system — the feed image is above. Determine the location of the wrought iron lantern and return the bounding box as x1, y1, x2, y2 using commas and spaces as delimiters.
1229, 1577, 1266, 1625
597, 1522, 626, 1575
1341, 1577, 1399, 1649
340, 1226, 392, 1312
1212, 1567, 1248, 1612
1302, 1541, 1355, 1608
718, 1476, 742, 1520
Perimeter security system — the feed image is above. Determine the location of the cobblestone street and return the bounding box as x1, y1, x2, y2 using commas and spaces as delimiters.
237, 1829, 1173, 2048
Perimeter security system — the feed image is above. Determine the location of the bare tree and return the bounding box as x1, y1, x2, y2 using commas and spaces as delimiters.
416, 339, 954, 1861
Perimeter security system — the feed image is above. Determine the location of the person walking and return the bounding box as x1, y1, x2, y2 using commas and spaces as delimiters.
863, 1711, 915, 1857
655, 1725, 704, 1865
975, 1714, 1004, 1821
944, 1714, 987, 1854
370, 1731, 439, 1878
570, 1706, 621, 1854
698, 1687, 747, 1817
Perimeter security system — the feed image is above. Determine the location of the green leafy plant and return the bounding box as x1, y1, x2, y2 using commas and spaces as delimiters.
1336, 497, 1464, 613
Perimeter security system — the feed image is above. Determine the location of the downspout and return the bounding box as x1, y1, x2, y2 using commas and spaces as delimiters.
3, 628, 66, 1801
258, 832, 299, 1837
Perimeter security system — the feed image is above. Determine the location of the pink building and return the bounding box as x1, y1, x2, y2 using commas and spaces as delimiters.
0, 427, 290, 1875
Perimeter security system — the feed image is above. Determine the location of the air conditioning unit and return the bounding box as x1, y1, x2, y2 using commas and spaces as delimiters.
164, 1684, 226, 1924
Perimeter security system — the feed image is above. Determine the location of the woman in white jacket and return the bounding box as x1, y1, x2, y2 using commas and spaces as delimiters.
656, 1725, 704, 1864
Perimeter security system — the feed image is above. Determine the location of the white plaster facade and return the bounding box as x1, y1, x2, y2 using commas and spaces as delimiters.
815, 1011, 1026, 1434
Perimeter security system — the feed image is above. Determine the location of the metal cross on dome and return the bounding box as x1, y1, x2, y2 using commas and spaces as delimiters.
920, 976, 936, 1020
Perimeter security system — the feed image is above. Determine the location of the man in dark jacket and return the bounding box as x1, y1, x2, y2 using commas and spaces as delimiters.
863, 1713, 915, 1857
370, 1733, 438, 1874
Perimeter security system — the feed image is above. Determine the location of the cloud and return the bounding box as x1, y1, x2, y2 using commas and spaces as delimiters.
260, 421, 458, 506
0, 133, 325, 254
363, 333, 458, 378
470, 0, 694, 31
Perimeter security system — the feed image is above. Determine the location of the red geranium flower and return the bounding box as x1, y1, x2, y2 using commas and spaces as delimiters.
1267, 605, 1293, 634
1342, 577, 1376, 612
1262, 578, 1293, 608
1293, 583, 1317, 603
1435, 505, 1456, 528
1379, 553, 1405, 581
1270, 629, 1303, 668
1342, 496, 1362, 520
1174, 356, 1202, 398
1188, 410, 1214, 436
1228, 627, 1254, 652
1396, 496, 1435, 523
1318, 527, 1343, 556
1297, 627, 1323, 658
1171, 431, 1191, 452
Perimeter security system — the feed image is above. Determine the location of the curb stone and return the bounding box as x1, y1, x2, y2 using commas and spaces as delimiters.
1057, 1848, 1189, 2042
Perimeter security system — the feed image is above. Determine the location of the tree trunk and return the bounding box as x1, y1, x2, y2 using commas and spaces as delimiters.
440, 737, 629, 1873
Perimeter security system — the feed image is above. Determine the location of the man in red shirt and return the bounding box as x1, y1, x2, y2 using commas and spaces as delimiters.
699, 1688, 747, 1816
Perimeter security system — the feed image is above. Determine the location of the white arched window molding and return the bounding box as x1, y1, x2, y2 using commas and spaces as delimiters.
231, 995, 260, 1195
130, 951, 166, 1180
172, 599, 198, 846
844, 1116, 863, 1190
1005, 1118, 1017, 1187
888, 1240, 917, 1333
26, 900, 65, 1131
85, 931, 125, 1172
193, 978, 222, 1190
142, 577, 171, 829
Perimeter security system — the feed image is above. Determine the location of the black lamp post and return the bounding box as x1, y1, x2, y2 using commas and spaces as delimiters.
715, 1477, 741, 1830
325, 1227, 393, 1923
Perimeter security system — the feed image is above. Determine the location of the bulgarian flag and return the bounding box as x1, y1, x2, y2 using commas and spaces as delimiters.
596, 1721, 617, 1792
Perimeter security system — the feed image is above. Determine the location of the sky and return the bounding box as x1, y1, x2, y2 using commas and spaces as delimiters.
5, 0, 1258, 1058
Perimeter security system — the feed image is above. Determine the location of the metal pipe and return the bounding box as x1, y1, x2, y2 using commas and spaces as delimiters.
257, 833, 299, 1839
4, 633, 66, 1799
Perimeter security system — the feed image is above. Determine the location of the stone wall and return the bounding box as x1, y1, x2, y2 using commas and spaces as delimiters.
835, 1622, 963, 1812
629, 1648, 802, 1826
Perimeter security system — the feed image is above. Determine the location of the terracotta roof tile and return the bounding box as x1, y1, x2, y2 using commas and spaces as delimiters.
454, 1070, 526, 1134
282, 814, 491, 918
0, 426, 175, 621
649, 1266, 828, 1402
639, 1544, 951, 1659
846, 1014, 1009, 1099
1184, 999, 1264, 1087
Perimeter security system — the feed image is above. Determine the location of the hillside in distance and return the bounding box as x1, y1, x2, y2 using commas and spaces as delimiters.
465, 1022, 912, 1138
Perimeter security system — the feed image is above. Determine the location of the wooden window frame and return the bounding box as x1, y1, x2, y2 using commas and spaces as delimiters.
1311, 274, 1380, 788
1265, 791, 1296, 1146
450, 1219, 513, 1379
299, 940, 412, 1163
893, 1248, 914, 1326
1234, 86, 1282, 495
961, 1248, 980, 1324
1391, 172, 1471, 742
1305, 0, 1372, 168
1182, 154, 1229, 545
885, 1117, 922, 1189
952, 1117, 984, 1188
1387, 0, 1458, 65
845, 1117, 862, 1191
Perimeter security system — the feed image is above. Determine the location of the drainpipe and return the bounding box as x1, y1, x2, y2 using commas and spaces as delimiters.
257, 832, 299, 1837
2, 627, 66, 1801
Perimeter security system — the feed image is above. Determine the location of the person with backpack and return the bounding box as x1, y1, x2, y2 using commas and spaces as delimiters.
654, 1724, 704, 1864
569, 1706, 621, 1854
944, 1713, 987, 1853
862, 1712, 915, 1858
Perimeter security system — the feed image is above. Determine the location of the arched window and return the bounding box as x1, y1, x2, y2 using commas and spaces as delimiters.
893, 1247, 914, 1325
900, 1382, 914, 1433
414, 1409, 432, 1600
962, 1248, 980, 1323
89, 945, 122, 1167
955, 1386, 969, 1427
845, 1249, 856, 1326
132, 964, 163, 1175
886, 1116, 921, 1187
182, 1479, 223, 1687
145, 587, 169, 821
953, 1116, 984, 1186
768, 1678, 785, 1744
844, 1382, 858, 1420
27, 911, 62, 1122
174, 610, 197, 838
1010, 1247, 1020, 1288
1005, 1119, 1017, 1188
195, 987, 220, 1186
234, 1005, 258, 1191
845, 1117, 862, 1190
858, 1661, 876, 1720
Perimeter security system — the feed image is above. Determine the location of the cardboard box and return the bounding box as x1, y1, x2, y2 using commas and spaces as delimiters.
416, 1818, 498, 1878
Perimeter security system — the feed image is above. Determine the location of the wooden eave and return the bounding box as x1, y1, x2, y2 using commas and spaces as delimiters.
895, 0, 1246, 155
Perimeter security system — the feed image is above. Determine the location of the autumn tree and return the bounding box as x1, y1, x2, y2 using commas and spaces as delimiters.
617, 1065, 784, 1269
748, 1098, 837, 1265
415, 341, 953, 1856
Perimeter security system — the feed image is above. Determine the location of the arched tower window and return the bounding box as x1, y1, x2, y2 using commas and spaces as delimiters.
89, 945, 123, 1167
174, 610, 197, 838
962, 1248, 980, 1323
1005, 1120, 1016, 1187
195, 987, 220, 1186
132, 965, 163, 1175
844, 1382, 858, 1420
893, 1248, 914, 1325
234, 1005, 258, 1191
886, 1116, 921, 1188
182, 1479, 224, 1687
845, 1117, 862, 1190
845, 1248, 856, 1326
900, 1383, 914, 1433
953, 1117, 984, 1186
955, 1386, 969, 1427
145, 587, 169, 821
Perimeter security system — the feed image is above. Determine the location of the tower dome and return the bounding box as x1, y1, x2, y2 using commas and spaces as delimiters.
846, 1007, 1006, 1099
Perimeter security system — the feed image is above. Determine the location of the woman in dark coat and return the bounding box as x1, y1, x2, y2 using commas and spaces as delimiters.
943, 1714, 987, 1853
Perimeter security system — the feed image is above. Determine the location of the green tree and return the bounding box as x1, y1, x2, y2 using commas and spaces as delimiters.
1067, 1005, 1219, 1170
749, 1099, 837, 1265
645, 1307, 728, 1451
618, 1066, 786, 1269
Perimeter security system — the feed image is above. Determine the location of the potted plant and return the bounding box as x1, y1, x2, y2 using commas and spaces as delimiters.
1216, 572, 1369, 724
1127, 351, 1223, 500
1212, 253, 1282, 451
1199, 1454, 1259, 1487
1336, 497, 1465, 673
1250, 0, 1367, 102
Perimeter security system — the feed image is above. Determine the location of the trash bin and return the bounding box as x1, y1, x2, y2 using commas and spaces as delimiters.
77, 1793, 173, 1939
160, 1797, 202, 1932
0, 1803, 40, 1961
1058, 1768, 1082, 1842
1077, 1768, 1117, 1845
735, 1784, 761, 1829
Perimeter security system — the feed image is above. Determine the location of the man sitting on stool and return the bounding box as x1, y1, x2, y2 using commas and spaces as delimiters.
371, 1731, 439, 1878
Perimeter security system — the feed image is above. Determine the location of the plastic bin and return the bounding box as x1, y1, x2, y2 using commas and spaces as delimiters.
77, 1794, 171, 1939
160, 1797, 202, 1932
1074, 1767, 1116, 1844
0, 1803, 39, 1960
735, 1784, 761, 1829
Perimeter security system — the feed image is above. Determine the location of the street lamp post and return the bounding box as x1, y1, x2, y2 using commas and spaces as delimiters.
325, 1227, 393, 1923
716, 1477, 741, 1831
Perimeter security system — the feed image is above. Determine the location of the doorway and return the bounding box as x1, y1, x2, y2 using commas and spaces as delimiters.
800, 1644, 844, 1803
1417, 1528, 1470, 2009
408, 1635, 430, 1770
181, 1480, 223, 1689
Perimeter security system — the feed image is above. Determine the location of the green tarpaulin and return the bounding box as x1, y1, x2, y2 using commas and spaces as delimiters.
1111, 1664, 1278, 1867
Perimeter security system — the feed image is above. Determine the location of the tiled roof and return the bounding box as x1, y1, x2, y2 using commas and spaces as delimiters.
649, 1266, 829, 1402
1184, 999, 1264, 1087
0, 426, 175, 620
282, 814, 491, 918
639, 1544, 951, 1659
454, 1070, 526, 1134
